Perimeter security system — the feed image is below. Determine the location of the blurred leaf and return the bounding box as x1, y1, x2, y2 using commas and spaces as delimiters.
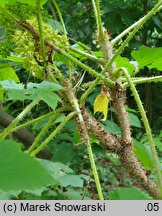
133, 139, 154, 169
63, 188, 91, 200
59, 175, 84, 188
129, 112, 142, 128
0, 140, 55, 193
109, 188, 153, 200
0, 192, 11, 200
48, 19, 63, 32
103, 120, 121, 136
52, 143, 75, 164
115, 56, 135, 74
40, 160, 73, 183
0, 67, 19, 83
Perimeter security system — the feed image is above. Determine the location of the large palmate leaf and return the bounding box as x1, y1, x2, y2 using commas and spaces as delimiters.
0, 80, 62, 110
132, 46, 162, 71
0, 140, 55, 193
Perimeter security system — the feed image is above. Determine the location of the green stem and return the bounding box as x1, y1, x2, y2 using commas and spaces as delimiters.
12, 111, 55, 132
91, 0, 103, 39
121, 67, 162, 198
101, 0, 162, 76
64, 80, 104, 200
31, 111, 75, 156
73, 102, 104, 200
0, 98, 40, 140
123, 75, 162, 87
60, 49, 115, 88
0, 5, 19, 22
86, 138, 104, 200
11, 105, 71, 132
80, 77, 100, 105
69, 47, 104, 64
52, 0, 67, 37
112, 5, 162, 45
36, 0, 47, 64
28, 112, 61, 153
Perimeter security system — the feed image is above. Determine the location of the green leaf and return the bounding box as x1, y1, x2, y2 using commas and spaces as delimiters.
0, 80, 61, 109
59, 175, 84, 188
27, 81, 62, 91
133, 139, 154, 169
0, 0, 47, 6
63, 188, 91, 200
0, 140, 55, 193
132, 46, 162, 70
129, 112, 142, 128
37, 91, 61, 110
103, 120, 121, 136
52, 143, 75, 164
115, 56, 135, 74
39, 160, 73, 183
39, 160, 89, 189
0, 192, 11, 200
0, 67, 19, 83
109, 188, 153, 200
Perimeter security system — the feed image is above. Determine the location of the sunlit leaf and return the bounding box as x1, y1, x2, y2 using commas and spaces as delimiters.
0, 68, 19, 83
94, 92, 109, 121
132, 46, 162, 70
115, 56, 135, 74
0, 0, 47, 6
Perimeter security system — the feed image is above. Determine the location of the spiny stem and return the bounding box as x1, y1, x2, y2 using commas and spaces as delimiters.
64, 79, 104, 200
86, 138, 104, 200
69, 47, 104, 64
0, 98, 40, 140
28, 112, 61, 153
121, 67, 162, 198
11, 105, 71, 132
112, 5, 162, 45
36, 0, 47, 64
52, 0, 67, 37
80, 77, 100, 105
91, 0, 103, 39
101, 0, 162, 76
12, 111, 55, 132
31, 111, 75, 156
59, 49, 115, 88
123, 75, 162, 87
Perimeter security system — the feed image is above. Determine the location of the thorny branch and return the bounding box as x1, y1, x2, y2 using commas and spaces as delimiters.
81, 107, 160, 199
